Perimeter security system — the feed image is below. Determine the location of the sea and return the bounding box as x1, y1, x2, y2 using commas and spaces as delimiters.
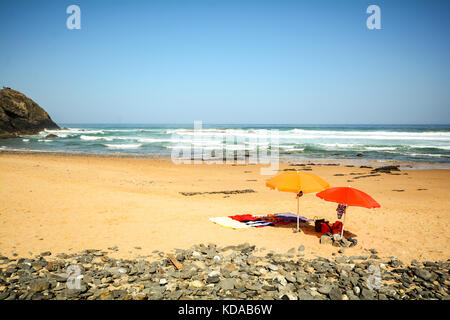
1, 124, 450, 164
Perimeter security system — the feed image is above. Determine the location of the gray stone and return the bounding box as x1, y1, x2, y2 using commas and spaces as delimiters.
220, 278, 236, 291
361, 288, 376, 300
0, 292, 9, 300
245, 283, 259, 291
285, 273, 296, 283
297, 290, 314, 300
320, 235, 333, 245
206, 276, 220, 284
29, 279, 50, 292
208, 270, 221, 278
329, 287, 342, 300
168, 290, 182, 300
336, 257, 348, 264
268, 264, 278, 271
414, 268, 432, 281
273, 275, 287, 286
318, 285, 332, 295
262, 285, 276, 291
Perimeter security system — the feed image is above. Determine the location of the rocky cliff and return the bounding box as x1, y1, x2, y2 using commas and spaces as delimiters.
0, 87, 59, 138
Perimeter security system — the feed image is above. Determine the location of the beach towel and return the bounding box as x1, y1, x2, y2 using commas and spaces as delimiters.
245, 220, 274, 227
336, 204, 347, 219
274, 213, 313, 223
261, 214, 292, 225
228, 214, 261, 222
209, 217, 250, 229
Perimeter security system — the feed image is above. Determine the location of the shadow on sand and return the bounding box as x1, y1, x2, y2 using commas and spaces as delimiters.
272, 221, 357, 239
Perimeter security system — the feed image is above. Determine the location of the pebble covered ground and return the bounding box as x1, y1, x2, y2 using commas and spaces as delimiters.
0, 243, 449, 300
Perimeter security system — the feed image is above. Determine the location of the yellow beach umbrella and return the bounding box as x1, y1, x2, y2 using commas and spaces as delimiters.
266, 171, 330, 232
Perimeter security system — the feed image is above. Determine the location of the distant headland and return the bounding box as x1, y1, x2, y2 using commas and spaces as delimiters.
0, 87, 59, 138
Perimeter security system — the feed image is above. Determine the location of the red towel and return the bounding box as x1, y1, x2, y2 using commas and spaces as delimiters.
229, 214, 261, 222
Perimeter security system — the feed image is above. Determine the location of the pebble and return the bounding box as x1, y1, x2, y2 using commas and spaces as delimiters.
268, 264, 278, 271
318, 285, 332, 295
414, 268, 432, 281
329, 287, 342, 300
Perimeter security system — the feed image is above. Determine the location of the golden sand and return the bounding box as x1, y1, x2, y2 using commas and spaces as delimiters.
0, 153, 449, 263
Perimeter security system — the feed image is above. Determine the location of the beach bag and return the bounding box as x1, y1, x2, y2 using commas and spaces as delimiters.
315, 218, 328, 232
320, 222, 333, 234
331, 221, 343, 234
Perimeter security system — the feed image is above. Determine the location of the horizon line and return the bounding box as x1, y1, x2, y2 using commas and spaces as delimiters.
56, 122, 450, 126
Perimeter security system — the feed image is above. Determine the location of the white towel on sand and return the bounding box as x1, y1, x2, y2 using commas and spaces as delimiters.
209, 217, 250, 229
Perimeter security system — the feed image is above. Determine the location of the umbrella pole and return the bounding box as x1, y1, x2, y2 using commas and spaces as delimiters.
340, 209, 347, 239
297, 196, 299, 232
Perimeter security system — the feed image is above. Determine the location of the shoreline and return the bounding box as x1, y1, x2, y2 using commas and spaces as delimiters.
2, 148, 450, 171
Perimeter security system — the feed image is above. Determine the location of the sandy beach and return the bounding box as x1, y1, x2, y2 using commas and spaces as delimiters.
0, 153, 449, 264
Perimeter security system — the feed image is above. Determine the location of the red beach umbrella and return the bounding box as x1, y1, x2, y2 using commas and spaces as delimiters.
316, 187, 380, 238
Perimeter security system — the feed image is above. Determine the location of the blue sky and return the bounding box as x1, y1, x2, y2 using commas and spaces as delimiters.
0, 0, 449, 124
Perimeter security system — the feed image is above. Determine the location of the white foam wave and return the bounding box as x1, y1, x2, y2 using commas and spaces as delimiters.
319, 143, 358, 148
290, 128, 450, 138
166, 128, 450, 141
44, 128, 104, 135
413, 145, 450, 150
408, 153, 448, 158
364, 147, 397, 151
80, 135, 113, 141
104, 143, 142, 149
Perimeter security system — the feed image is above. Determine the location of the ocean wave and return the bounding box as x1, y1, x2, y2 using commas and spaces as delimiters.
408, 153, 449, 158
289, 128, 450, 138
166, 144, 260, 151
412, 145, 450, 150
80, 135, 113, 141
364, 147, 397, 151
137, 137, 177, 143
102, 128, 164, 133
318, 143, 358, 148
166, 128, 450, 141
103, 143, 143, 149
44, 128, 104, 135
279, 145, 305, 151
5, 126, 443, 163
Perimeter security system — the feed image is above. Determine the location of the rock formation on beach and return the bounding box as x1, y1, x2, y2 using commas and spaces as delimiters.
0, 87, 59, 138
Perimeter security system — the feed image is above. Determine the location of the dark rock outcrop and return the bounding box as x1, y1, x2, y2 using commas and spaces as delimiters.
371, 165, 400, 174
0, 87, 59, 138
